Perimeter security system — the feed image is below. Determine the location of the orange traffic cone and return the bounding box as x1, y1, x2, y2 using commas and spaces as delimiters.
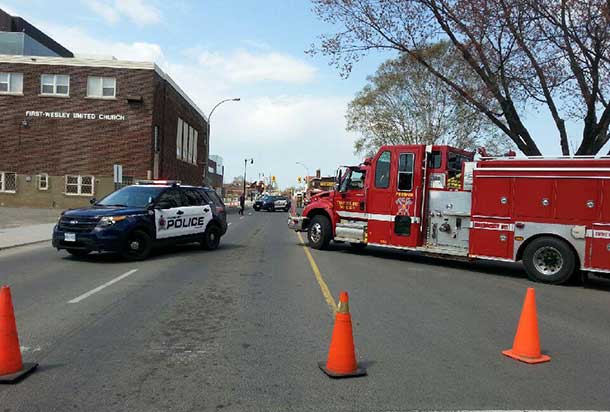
0, 286, 37, 383
502, 288, 551, 364
319, 291, 366, 378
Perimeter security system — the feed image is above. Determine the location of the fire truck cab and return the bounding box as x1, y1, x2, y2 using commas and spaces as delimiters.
288, 144, 610, 285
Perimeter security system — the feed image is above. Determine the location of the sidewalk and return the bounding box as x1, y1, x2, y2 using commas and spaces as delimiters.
0, 223, 55, 250
0, 207, 59, 250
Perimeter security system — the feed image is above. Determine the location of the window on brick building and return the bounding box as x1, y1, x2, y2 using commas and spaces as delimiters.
0, 172, 17, 193
176, 118, 184, 158
41, 74, 70, 96
87, 76, 116, 98
38, 173, 49, 191
0, 73, 23, 94
176, 118, 198, 165
65, 175, 94, 196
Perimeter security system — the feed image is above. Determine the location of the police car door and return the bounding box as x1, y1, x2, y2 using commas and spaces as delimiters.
154, 188, 189, 239
182, 188, 213, 236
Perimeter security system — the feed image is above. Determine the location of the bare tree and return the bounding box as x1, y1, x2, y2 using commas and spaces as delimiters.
309, 0, 610, 156
347, 42, 511, 155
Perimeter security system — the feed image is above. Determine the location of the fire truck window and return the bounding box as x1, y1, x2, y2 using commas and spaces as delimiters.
394, 216, 411, 236
398, 153, 414, 191
428, 151, 442, 168
375, 151, 391, 189
348, 170, 365, 190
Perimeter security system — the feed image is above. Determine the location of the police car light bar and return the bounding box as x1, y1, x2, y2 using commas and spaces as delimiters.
136, 180, 180, 186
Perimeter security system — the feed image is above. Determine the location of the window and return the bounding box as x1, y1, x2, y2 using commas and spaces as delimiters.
398, 153, 414, 191
375, 151, 391, 188
97, 185, 165, 208
428, 151, 442, 169
348, 169, 365, 190
176, 118, 183, 158
175, 117, 198, 165
192, 130, 198, 165
183, 188, 205, 206
65, 175, 94, 196
205, 190, 224, 207
156, 189, 184, 209
0, 73, 23, 94
87, 76, 116, 98
38, 173, 48, 191
41, 74, 70, 96
0, 172, 17, 193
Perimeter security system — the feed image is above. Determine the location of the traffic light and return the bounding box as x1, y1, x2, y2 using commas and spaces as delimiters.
297, 176, 302, 183
272, 175, 276, 182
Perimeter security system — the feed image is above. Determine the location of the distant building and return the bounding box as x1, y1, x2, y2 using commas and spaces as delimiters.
0, 8, 209, 209
208, 155, 224, 195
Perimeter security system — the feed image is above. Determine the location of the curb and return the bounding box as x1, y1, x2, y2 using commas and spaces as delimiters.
0, 238, 51, 252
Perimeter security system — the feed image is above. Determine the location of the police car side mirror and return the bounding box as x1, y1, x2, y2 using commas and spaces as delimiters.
89, 198, 97, 205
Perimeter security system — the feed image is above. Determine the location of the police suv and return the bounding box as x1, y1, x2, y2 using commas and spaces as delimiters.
52, 181, 228, 260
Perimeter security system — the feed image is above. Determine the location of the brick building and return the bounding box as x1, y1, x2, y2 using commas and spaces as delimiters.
0, 54, 209, 208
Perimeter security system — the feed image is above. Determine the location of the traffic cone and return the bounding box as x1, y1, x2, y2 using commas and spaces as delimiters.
502, 288, 551, 364
0, 286, 37, 383
318, 291, 366, 378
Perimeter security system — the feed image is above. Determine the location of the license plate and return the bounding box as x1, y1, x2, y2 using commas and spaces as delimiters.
64, 233, 76, 242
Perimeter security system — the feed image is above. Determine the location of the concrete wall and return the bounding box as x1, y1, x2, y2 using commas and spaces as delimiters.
0, 174, 115, 209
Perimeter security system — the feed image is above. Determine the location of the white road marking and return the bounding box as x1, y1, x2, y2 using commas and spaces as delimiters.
240, 216, 245, 220
68, 269, 138, 303
228, 222, 232, 226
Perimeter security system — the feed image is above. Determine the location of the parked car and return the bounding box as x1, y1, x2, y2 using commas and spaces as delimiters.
254, 195, 291, 212
52, 181, 228, 260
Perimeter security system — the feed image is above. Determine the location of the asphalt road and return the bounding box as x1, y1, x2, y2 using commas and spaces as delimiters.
1, 212, 610, 411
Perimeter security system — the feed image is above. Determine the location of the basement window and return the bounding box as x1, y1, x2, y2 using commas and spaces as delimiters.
0, 172, 17, 193
38, 173, 49, 191
65, 175, 94, 196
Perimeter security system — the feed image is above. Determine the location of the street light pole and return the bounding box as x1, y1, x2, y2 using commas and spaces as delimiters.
243, 158, 254, 199
205, 97, 240, 184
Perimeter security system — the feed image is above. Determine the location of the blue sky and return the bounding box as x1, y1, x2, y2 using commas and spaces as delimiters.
1, 0, 591, 188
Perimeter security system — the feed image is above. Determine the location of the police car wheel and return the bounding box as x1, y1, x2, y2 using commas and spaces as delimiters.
121, 230, 152, 261
523, 236, 577, 285
66, 249, 91, 257
201, 225, 221, 250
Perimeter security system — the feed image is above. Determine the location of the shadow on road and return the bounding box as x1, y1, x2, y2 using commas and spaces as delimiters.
323, 242, 610, 292
61, 242, 246, 264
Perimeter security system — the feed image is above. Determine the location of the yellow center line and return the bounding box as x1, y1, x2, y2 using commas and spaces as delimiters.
297, 232, 337, 313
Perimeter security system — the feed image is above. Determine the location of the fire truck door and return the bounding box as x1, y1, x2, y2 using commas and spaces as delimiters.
335, 168, 366, 215
388, 149, 424, 248
366, 150, 395, 245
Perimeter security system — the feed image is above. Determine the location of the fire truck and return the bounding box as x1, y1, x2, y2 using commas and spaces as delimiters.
288, 145, 610, 285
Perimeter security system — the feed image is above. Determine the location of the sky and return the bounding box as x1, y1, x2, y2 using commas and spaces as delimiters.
0, 0, 595, 189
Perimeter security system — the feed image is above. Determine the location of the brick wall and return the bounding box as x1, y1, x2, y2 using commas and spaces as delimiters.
0, 62, 155, 179
152, 72, 208, 186
0, 59, 208, 207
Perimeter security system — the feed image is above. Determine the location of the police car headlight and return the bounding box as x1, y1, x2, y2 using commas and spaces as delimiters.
98, 215, 128, 227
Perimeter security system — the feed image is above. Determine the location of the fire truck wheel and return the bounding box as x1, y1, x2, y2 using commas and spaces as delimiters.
308, 215, 331, 250
523, 237, 577, 284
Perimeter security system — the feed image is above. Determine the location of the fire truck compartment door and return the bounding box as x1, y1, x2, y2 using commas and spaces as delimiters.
514, 178, 554, 219
427, 191, 471, 249
469, 222, 514, 260
588, 228, 610, 271
472, 177, 510, 217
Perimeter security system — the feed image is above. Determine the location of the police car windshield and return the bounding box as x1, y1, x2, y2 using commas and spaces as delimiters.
97, 186, 165, 208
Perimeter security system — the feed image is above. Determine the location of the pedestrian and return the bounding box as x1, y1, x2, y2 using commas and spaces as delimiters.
239, 193, 245, 216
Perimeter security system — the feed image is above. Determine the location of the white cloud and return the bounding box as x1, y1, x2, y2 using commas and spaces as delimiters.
40, 23, 164, 62
194, 49, 317, 84
85, 0, 162, 26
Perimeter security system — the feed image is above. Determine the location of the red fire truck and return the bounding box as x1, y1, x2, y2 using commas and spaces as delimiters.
288, 144, 610, 284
